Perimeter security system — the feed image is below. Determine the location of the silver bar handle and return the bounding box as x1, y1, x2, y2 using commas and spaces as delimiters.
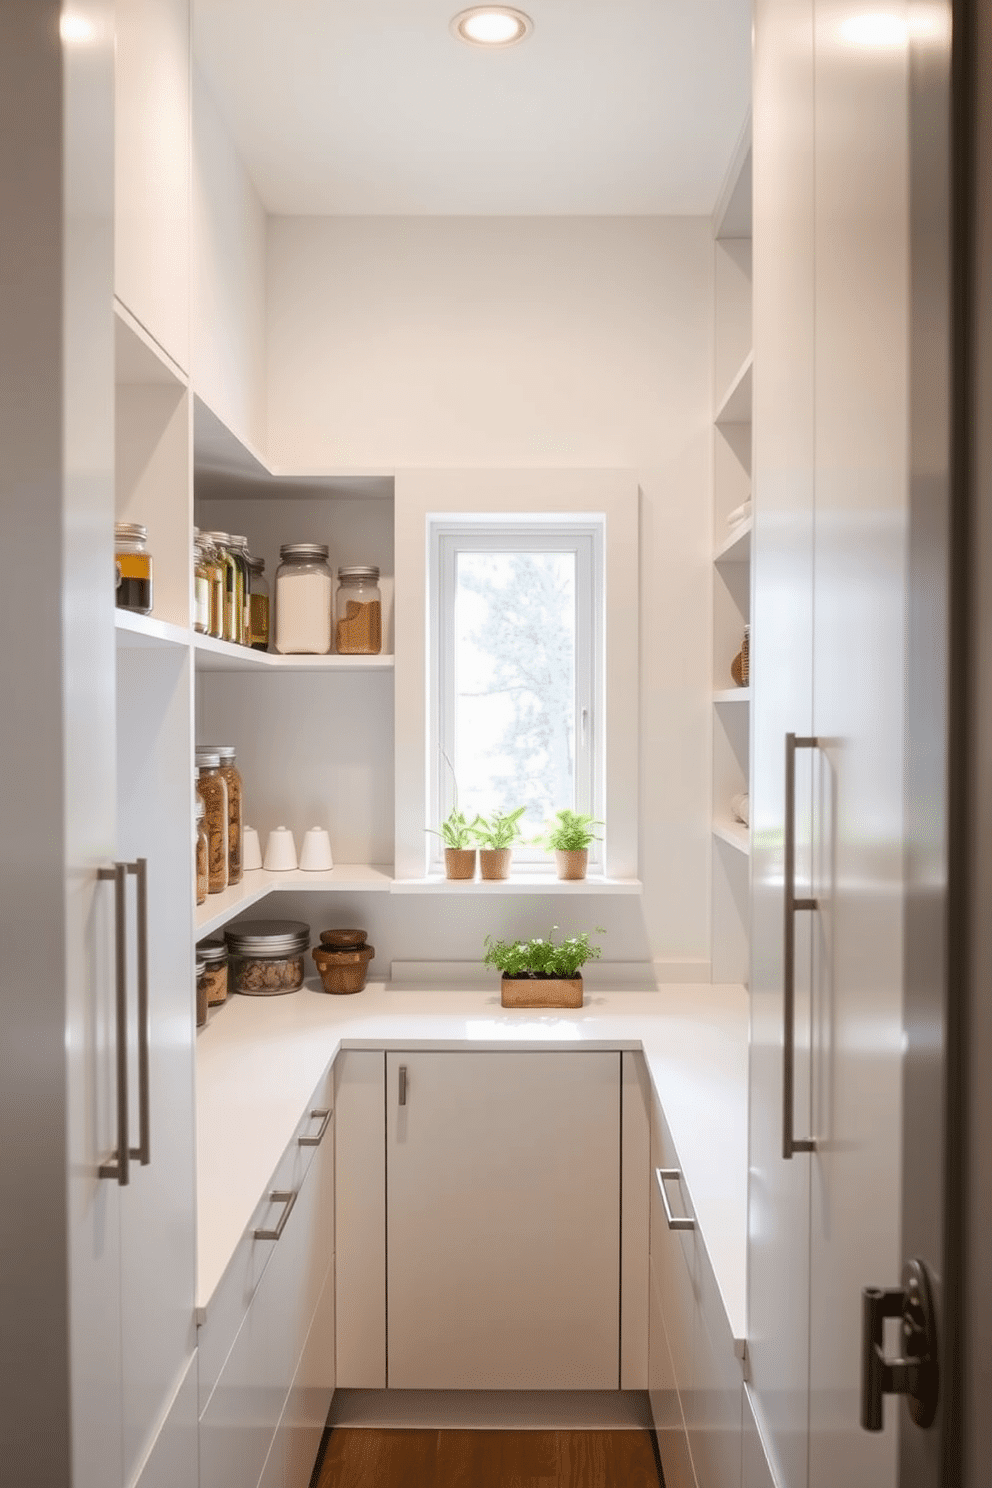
398, 1065, 407, 1106
656, 1167, 695, 1231
98, 864, 130, 1186
254, 1189, 297, 1241
129, 859, 150, 1166
784, 732, 818, 1160
298, 1107, 332, 1147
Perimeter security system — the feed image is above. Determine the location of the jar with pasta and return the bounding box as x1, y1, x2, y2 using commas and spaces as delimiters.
195, 796, 208, 906
335, 566, 382, 654
215, 745, 243, 886
195, 750, 228, 894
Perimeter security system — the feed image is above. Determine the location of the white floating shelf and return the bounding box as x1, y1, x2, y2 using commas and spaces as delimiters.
195, 864, 394, 939
714, 687, 750, 704
194, 634, 395, 673
391, 875, 642, 896
715, 352, 753, 426
714, 517, 752, 564
115, 609, 190, 649
712, 819, 750, 856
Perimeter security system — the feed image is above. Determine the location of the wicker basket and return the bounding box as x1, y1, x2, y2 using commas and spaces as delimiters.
501, 976, 584, 1009
312, 943, 374, 995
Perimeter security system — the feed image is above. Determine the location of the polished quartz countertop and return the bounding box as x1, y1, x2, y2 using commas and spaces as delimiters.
195, 982, 749, 1341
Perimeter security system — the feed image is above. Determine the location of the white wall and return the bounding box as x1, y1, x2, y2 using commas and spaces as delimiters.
264, 217, 714, 981
192, 65, 267, 452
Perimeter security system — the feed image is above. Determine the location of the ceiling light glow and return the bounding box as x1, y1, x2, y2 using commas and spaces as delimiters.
60, 12, 95, 44
840, 12, 907, 48
451, 7, 533, 48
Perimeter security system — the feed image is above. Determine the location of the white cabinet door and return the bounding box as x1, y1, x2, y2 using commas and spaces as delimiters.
386, 1051, 621, 1389
649, 1258, 697, 1488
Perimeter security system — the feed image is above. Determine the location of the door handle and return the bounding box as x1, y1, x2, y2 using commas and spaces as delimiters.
254, 1189, 297, 1241
655, 1168, 695, 1231
861, 1259, 938, 1431
783, 732, 818, 1159
398, 1064, 407, 1106
298, 1107, 332, 1146
98, 863, 130, 1186
128, 859, 150, 1167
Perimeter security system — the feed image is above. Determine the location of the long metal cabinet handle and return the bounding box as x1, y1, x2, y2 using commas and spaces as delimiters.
655, 1167, 695, 1231
398, 1065, 407, 1106
254, 1189, 297, 1241
784, 733, 818, 1160
98, 864, 130, 1186
129, 859, 150, 1166
298, 1107, 332, 1146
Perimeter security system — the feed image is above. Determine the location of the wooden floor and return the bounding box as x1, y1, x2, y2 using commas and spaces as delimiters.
313, 1427, 663, 1488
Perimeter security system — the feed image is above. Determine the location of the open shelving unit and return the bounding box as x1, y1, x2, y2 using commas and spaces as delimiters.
711, 121, 753, 986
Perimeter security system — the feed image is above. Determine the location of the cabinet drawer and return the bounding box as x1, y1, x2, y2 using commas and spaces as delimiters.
198, 1073, 333, 1413
650, 1141, 697, 1405
649, 1257, 697, 1488
284, 1259, 336, 1488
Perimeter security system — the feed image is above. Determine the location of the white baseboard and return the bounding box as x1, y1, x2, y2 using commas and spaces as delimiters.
329, 1388, 653, 1431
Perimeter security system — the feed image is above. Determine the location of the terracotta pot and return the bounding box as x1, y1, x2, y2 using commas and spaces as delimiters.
479, 847, 512, 881
444, 847, 476, 880
501, 975, 583, 1009
554, 848, 588, 881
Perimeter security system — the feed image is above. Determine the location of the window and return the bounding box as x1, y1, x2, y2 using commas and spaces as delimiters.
429, 516, 605, 871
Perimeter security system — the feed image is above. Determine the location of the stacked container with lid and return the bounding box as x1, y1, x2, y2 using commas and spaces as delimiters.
225, 920, 311, 995
275, 544, 333, 654
115, 522, 153, 614
335, 566, 382, 654
195, 750, 228, 893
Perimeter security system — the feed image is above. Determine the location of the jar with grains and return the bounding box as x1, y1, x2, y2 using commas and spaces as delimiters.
214, 744, 243, 886
193, 537, 210, 635
203, 538, 225, 639
195, 750, 228, 893
231, 537, 252, 646
275, 544, 333, 655
196, 937, 229, 1007
335, 566, 382, 655
225, 920, 311, 996
248, 556, 270, 651
115, 522, 153, 615
195, 958, 208, 1029
195, 796, 208, 906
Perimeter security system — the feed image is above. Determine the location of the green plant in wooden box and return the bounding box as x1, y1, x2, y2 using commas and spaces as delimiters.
483, 925, 604, 1008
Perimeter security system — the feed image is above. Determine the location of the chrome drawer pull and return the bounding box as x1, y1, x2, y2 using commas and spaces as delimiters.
254, 1189, 298, 1241
656, 1167, 695, 1231
783, 733, 818, 1159
298, 1107, 332, 1147
98, 863, 130, 1186
129, 859, 150, 1167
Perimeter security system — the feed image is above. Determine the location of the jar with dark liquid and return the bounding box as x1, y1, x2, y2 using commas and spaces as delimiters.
115, 523, 153, 614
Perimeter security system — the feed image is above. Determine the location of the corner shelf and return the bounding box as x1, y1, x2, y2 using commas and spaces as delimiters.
715, 353, 753, 427
391, 875, 642, 896
193, 634, 395, 673
712, 819, 750, 857
195, 864, 395, 940
714, 518, 752, 565
714, 687, 750, 704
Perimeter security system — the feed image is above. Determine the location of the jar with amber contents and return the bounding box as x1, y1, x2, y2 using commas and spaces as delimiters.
203, 538, 225, 639
215, 745, 243, 886
195, 750, 228, 893
335, 566, 382, 654
115, 522, 153, 614
195, 796, 208, 906
248, 557, 270, 651
196, 937, 229, 1008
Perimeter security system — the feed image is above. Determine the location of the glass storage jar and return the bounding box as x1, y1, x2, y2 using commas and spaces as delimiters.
193, 537, 210, 635
231, 536, 252, 646
275, 544, 333, 655
204, 532, 241, 645
195, 957, 208, 1029
248, 556, 270, 651
196, 937, 229, 1007
224, 920, 311, 996
195, 796, 208, 906
335, 566, 382, 654
115, 522, 153, 614
195, 750, 229, 893
214, 745, 243, 886
203, 538, 225, 639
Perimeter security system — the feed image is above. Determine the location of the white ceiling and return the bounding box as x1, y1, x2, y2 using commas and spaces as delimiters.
193, 0, 751, 217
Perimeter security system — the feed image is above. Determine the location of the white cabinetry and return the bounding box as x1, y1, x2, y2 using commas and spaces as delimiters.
385, 1051, 621, 1389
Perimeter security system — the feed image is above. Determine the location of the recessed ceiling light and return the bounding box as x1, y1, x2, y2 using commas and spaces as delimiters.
451, 7, 534, 48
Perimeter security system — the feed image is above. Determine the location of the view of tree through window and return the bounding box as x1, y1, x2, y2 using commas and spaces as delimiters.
454, 551, 576, 837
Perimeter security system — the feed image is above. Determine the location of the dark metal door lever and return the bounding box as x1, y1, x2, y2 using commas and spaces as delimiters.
861, 1258, 938, 1431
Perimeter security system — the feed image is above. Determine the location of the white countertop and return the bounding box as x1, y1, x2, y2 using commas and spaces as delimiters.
195, 981, 750, 1342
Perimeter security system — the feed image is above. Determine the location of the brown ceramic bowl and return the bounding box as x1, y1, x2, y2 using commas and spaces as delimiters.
312, 943, 375, 995
319, 927, 368, 949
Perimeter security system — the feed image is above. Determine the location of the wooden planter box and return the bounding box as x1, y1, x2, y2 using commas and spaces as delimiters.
501, 975, 583, 1009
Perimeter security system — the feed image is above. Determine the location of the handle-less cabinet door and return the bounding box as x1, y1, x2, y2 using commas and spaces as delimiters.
386, 1051, 621, 1389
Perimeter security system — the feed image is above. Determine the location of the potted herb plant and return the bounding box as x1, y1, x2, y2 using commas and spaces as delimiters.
429, 807, 482, 879
471, 806, 526, 881
535, 809, 603, 881
483, 925, 604, 1008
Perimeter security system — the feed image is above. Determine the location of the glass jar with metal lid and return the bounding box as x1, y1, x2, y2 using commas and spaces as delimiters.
275, 544, 333, 655
248, 556, 270, 651
230, 536, 252, 646
213, 745, 243, 886
195, 796, 208, 906
201, 536, 225, 638
195, 957, 208, 1029
335, 565, 382, 654
193, 535, 210, 635
115, 522, 153, 614
224, 919, 311, 995
203, 532, 241, 645
195, 750, 228, 893
196, 937, 229, 1007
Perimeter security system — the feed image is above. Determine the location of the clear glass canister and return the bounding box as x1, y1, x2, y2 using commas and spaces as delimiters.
224, 919, 311, 996
335, 566, 382, 654
195, 751, 229, 894
195, 796, 208, 906
203, 538, 225, 639
248, 557, 270, 651
193, 537, 210, 636
115, 522, 153, 614
196, 937, 229, 1007
204, 532, 241, 645
231, 536, 252, 646
214, 745, 243, 886
195, 958, 208, 1029
275, 544, 333, 655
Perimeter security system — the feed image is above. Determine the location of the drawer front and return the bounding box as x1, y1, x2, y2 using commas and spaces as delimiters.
689, 1239, 743, 1488
199, 1120, 332, 1488
649, 1259, 698, 1488
650, 1141, 697, 1406
198, 1071, 334, 1413
284, 1260, 336, 1488
742, 1387, 778, 1488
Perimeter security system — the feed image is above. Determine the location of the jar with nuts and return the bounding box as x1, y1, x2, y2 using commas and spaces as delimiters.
195, 750, 228, 894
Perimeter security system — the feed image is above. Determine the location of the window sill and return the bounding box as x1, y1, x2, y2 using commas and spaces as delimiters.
392, 874, 642, 896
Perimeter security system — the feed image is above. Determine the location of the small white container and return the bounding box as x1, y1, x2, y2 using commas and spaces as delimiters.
263, 826, 298, 872
299, 827, 334, 872
242, 825, 262, 871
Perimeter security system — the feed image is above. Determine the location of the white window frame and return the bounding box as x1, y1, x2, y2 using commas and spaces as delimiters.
428, 515, 606, 875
